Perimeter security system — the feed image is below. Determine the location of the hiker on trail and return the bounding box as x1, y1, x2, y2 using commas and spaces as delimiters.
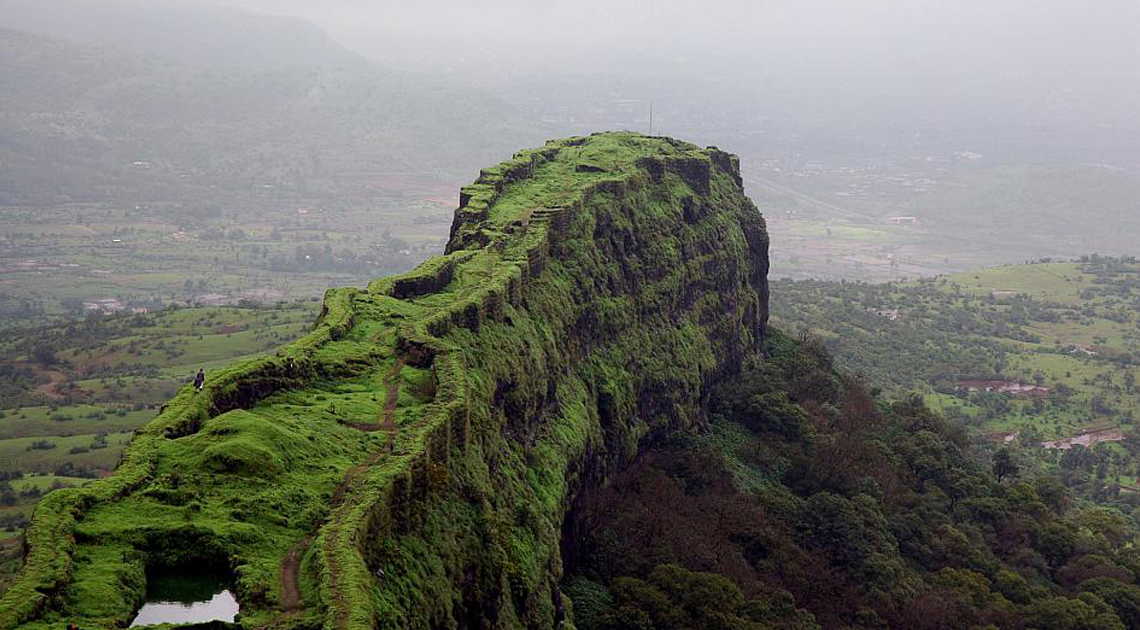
193, 368, 205, 392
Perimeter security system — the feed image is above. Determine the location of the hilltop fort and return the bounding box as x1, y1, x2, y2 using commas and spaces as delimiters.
0, 133, 769, 630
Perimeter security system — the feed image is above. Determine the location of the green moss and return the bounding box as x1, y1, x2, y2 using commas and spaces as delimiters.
1, 133, 768, 630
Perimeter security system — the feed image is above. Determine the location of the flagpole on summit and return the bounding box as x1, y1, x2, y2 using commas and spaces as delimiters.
649, 100, 654, 135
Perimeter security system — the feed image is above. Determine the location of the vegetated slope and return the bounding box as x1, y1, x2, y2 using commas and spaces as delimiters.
0, 301, 321, 586
767, 257, 1140, 534
0, 133, 769, 629
564, 331, 1140, 630
0, 22, 541, 204
770, 258, 1140, 414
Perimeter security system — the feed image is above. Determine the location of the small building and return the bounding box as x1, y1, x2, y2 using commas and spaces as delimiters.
872, 308, 900, 321
194, 293, 237, 306
884, 216, 920, 226
1041, 428, 1124, 450
989, 291, 1019, 302
956, 379, 1049, 397
84, 298, 126, 314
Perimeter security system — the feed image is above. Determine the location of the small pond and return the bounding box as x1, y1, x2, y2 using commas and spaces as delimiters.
129, 569, 239, 627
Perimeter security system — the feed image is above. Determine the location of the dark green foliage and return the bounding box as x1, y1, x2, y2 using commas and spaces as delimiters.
1024, 594, 1125, 630
565, 329, 1140, 630
798, 493, 899, 584
1080, 578, 1140, 628
594, 565, 819, 630
563, 576, 613, 630
993, 447, 1020, 483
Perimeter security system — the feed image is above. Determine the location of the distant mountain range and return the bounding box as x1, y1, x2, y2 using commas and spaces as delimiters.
0, 1, 545, 204
0, 0, 363, 68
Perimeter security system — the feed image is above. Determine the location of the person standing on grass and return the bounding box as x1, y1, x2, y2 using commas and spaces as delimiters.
193, 368, 205, 392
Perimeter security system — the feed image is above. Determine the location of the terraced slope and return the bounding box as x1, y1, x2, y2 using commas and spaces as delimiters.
0, 132, 769, 630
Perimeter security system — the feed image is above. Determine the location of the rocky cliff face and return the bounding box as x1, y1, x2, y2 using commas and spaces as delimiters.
0, 133, 768, 630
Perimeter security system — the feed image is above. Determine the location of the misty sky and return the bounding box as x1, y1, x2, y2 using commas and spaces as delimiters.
3, 0, 1137, 162
7, 0, 1137, 134
198, 0, 1140, 143
220, 0, 1140, 79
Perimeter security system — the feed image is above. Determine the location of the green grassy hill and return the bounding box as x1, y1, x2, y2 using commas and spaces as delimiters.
0, 133, 770, 629
6, 138, 1140, 630
0, 302, 318, 559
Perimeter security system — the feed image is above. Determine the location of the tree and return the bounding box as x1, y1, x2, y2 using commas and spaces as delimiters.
596, 564, 818, 630
992, 447, 1020, 483
1080, 578, 1140, 629
0, 482, 16, 506
31, 342, 57, 366
1025, 594, 1125, 630
1037, 522, 1077, 572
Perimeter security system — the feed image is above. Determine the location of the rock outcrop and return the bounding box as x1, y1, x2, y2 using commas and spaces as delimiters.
0, 132, 768, 630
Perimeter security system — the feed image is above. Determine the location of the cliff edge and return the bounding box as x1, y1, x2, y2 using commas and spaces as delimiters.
0, 132, 769, 630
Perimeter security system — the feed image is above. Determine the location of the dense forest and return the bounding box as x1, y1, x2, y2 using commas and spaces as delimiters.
562, 330, 1140, 630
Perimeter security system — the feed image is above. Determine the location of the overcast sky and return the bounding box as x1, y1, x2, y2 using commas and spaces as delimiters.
4, 0, 1135, 159
214, 0, 1140, 76
195, 0, 1139, 131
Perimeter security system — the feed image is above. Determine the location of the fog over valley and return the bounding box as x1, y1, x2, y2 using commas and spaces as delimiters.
2, 0, 1137, 297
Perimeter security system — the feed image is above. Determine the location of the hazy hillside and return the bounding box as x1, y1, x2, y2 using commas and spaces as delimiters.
0, 6, 545, 205
0, 0, 362, 68
907, 166, 1140, 256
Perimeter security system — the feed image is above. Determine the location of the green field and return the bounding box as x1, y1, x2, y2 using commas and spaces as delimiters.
0, 198, 449, 330
773, 255, 1140, 504
784, 221, 898, 242
947, 262, 1089, 304
0, 301, 319, 542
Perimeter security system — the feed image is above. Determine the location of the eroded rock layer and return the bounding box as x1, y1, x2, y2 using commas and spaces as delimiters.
0, 132, 768, 630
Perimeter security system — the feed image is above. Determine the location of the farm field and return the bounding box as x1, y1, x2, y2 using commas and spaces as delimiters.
755, 163, 1140, 283
0, 192, 452, 330
0, 301, 319, 558
772, 255, 1140, 505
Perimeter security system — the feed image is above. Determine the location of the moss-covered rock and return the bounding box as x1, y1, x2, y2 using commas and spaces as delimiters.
0, 132, 768, 630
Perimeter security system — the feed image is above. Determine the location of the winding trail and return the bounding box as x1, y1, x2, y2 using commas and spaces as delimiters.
279, 534, 313, 612
379, 358, 403, 453
277, 358, 405, 614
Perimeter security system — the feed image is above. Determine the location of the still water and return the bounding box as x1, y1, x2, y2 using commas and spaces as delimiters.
129, 570, 239, 627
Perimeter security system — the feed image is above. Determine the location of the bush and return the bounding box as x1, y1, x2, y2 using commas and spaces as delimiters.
564, 576, 613, 630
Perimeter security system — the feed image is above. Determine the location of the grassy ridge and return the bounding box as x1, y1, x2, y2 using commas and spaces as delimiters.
0, 287, 360, 627
1, 133, 770, 629
0, 302, 319, 592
